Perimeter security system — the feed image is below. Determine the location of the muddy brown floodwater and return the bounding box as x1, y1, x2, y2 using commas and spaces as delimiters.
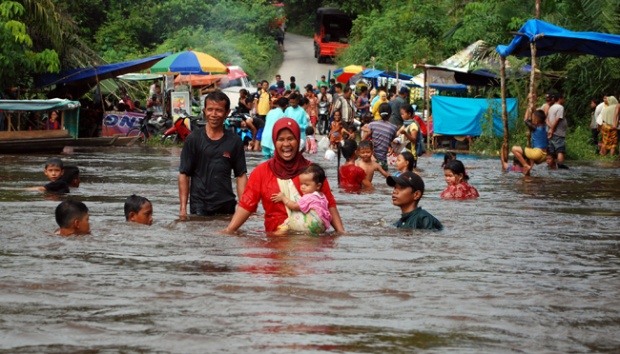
1, 146, 619, 353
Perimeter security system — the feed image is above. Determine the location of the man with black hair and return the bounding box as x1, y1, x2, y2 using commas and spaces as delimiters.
178, 91, 247, 217
386, 172, 442, 230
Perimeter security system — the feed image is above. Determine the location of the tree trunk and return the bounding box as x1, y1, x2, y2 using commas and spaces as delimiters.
500, 56, 509, 158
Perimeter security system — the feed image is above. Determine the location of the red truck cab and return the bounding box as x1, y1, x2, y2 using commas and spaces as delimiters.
313, 8, 353, 63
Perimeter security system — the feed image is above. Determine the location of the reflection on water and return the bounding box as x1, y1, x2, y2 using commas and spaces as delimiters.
1, 147, 619, 352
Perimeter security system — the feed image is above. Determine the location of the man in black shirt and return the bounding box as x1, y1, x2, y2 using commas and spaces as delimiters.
178, 91, 248, 217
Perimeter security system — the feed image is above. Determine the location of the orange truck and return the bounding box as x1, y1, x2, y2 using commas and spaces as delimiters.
313, 7, 353, 63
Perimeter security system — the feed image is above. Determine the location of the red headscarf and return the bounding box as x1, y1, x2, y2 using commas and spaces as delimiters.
267, 117, 311, 179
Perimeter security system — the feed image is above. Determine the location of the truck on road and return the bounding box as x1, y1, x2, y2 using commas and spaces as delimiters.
313, 7, 353, 63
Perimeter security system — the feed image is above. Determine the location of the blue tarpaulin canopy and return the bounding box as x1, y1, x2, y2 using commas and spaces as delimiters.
360, 68, 384, 79
432, 96, 518, 137
497, 19, 620, 58
36, 53, 169, 87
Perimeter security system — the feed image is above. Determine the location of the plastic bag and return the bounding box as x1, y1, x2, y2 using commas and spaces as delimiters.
318, 136, 330, 151
324, 148, 336, 161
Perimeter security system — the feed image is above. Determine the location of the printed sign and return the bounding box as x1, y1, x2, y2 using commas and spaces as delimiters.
101, 111, 146, 137
170, 91, 191, 122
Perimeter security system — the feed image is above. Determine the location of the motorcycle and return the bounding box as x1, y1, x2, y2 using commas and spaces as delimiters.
317, 100, 330, 135
126, 112, 171, 143
161, 110, 203, 143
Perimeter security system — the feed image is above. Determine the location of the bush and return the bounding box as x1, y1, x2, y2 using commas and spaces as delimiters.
565, 125, 598, 160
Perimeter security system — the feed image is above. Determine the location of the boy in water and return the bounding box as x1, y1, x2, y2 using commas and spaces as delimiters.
386, 171, 443, 230
124, 195, 153, 226
59, 165, 81, 188
339, 139, 373, 193
29, 157, 70, 193
356, 140, 389, 183
500, 146, 524, 173
55, 199, 90, 236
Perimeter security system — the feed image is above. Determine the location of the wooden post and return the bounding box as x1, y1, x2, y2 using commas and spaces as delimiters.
500, 56, 509, 157
535, 0, 541, 18
526, 41, 538, 147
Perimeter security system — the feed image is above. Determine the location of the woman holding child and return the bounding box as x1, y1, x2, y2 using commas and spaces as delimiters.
225, 118, 345, 234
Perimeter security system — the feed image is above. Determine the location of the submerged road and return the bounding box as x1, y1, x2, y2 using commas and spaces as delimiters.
275, 33, 337, 88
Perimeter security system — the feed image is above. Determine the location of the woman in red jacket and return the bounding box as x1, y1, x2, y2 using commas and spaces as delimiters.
225, 118, 345, 234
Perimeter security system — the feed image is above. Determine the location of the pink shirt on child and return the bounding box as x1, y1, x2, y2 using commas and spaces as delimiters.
297, 191, 332, 229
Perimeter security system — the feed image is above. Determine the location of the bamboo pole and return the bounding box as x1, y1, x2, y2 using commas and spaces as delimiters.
500, 56, 509, 158
526, 42, 538, 147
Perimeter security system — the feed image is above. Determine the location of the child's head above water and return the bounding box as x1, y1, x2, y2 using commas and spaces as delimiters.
305, 125, 315, 136
299, 163, 326, 195
59, 165, 80, 188
55, 199, 90, 236
357, 140, 374, 161
124, 194, 153, 225
443, 159, 469, 185
341, 139, 358, 161
396, 151, 416, 172
44, 157, 64, 182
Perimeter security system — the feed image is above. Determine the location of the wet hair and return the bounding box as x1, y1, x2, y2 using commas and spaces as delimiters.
441, 152, 457, 168
444, 159, 469, 181
358, 140, 374, 151
124, 194, 151, 221
59, 165, 80, 186
402, 104, 414, 116
45, 157, 64, 169
512, 155, 523, 167
305, 126, 315, 136
204, 90, 231, 111
341, 139, 358, 160
379, 102, 391, 121
400, 151, 416, 171
55, 199, 88, 228
302, 163, 326, 186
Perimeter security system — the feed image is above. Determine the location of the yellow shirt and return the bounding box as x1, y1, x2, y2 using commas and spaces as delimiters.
257, 89, 270, 116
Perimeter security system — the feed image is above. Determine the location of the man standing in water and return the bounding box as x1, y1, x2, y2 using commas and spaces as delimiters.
178, 91, 247, 218
547, 93, 568, 168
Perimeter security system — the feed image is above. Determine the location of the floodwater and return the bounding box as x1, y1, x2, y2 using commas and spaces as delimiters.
1, 146, 619, 353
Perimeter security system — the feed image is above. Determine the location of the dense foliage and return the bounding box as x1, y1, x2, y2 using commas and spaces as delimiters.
0, 0, 283, 94
286, 0, 619, 157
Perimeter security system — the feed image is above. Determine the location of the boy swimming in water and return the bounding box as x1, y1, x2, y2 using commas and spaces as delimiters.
124, 195, 153, 226
356, 140, 389, 183
29, 157, 70, 193
55, 199, 90, 236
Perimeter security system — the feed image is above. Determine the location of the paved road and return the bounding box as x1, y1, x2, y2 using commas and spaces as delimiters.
276, 33, 337, 89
